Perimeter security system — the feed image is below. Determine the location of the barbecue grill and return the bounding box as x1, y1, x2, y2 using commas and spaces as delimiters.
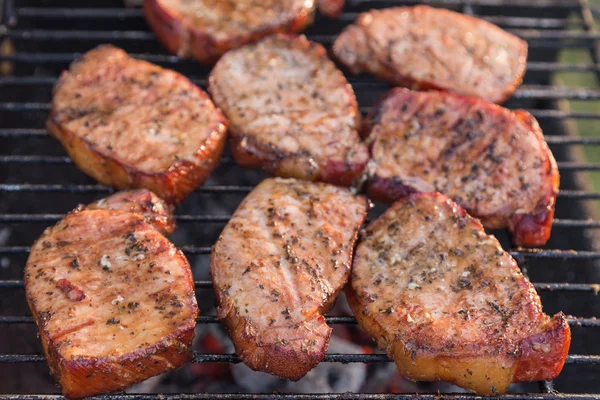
1, 0, 600, 398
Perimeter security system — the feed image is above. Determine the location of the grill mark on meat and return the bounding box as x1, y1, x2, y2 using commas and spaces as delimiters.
48, 45, 227, 204
51, 319, 96, 341
211, 178, 367, 380
209, 34, 368, 186
348, 192, 570, 395
262, 204, 302, 305
25, 198, 197, 398
366, 88, 558, 246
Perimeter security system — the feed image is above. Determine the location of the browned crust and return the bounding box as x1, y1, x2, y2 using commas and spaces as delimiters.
25, 223, 197, 399
216, 306, 331, 381
210, 193, 368, 380
210, 249, 331, 380
333, 6, 528, 104
143, 0, 316, 65
87, 189, 177, 235
513, 313, 571, 382
507, 110, 560, 247
348, 269, 570, 395
209, 34, 367, 187
365, 89, 559, 247
47, 89, 228, 206
347, 192, 570, 394
229, 133, 367, 187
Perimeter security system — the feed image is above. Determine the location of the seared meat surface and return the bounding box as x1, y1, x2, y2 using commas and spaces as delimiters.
333, 6, 527, 103
347, 192, 570, 395
211, 178, 367, 379
88, 189, 176, 235
48, 45, 227, 204
144, 0, 315, 64
209, 34, 368, 186
25, 196, 197, 398
366, 88, 558, 247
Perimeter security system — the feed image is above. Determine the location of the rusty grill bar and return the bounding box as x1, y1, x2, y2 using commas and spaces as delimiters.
1, 0, 600, 398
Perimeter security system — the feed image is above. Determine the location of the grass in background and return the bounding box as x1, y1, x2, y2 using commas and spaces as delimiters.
553, 5, 600, 194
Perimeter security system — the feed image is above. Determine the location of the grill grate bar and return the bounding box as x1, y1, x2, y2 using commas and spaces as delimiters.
0, 315, 597, 327
13, 7, 585, 29
4, 129, 600, 145
0, 184, 254, 193
1, 156, 599, 173
1, 213, 599, 229
5, 30, 600, 47
372, 108, 600, 119
3, 246, 600, 259
0, 185, 598, 199
546, 136, 600, 145
0, 353, 596, 365
16, 7, 145, 18
0, 213, 232, 222
0, 155, 237, 165
2, 84, 600, 99
2, 50, 598, 74
2, 102, 600, 119
0, 280, 597, 292
9, 6, 580, 22
0, 129, 47, 137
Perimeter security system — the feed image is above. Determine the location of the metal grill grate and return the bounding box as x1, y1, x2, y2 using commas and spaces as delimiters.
1, 0, 600, 398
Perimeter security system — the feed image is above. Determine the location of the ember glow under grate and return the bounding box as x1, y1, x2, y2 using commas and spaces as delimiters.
2, 0, 600, 398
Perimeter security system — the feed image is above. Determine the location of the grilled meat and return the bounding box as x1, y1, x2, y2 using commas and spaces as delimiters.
47, 45, 228, 204
333, 6, 527, 103
208, 34, 368, 186
318, 0, 345, 18
347, 192, 570, 395
210, 178, 368, 379
88, 189, 176, 235
365, 88, 558, 247
144, 0, 316, 64
24, 197, 198, 399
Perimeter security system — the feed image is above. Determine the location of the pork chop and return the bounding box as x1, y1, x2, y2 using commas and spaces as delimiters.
208, 34, 369, 186
365, 88, 558, 247
210, 178, 368, 379
87, 189, 176, 235
347, 192, 570, 395
25, 197, 198, 398
144, 0, 315, 64
47, 45, 228, 204
333, 6, 527, 103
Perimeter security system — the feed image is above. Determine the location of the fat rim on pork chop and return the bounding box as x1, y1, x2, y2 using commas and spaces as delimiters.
210, 178, 368, 380
24, 193, 198, 398
47, 45, 228, 204
347, 192, 570, 395
208, 34, 369, 186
